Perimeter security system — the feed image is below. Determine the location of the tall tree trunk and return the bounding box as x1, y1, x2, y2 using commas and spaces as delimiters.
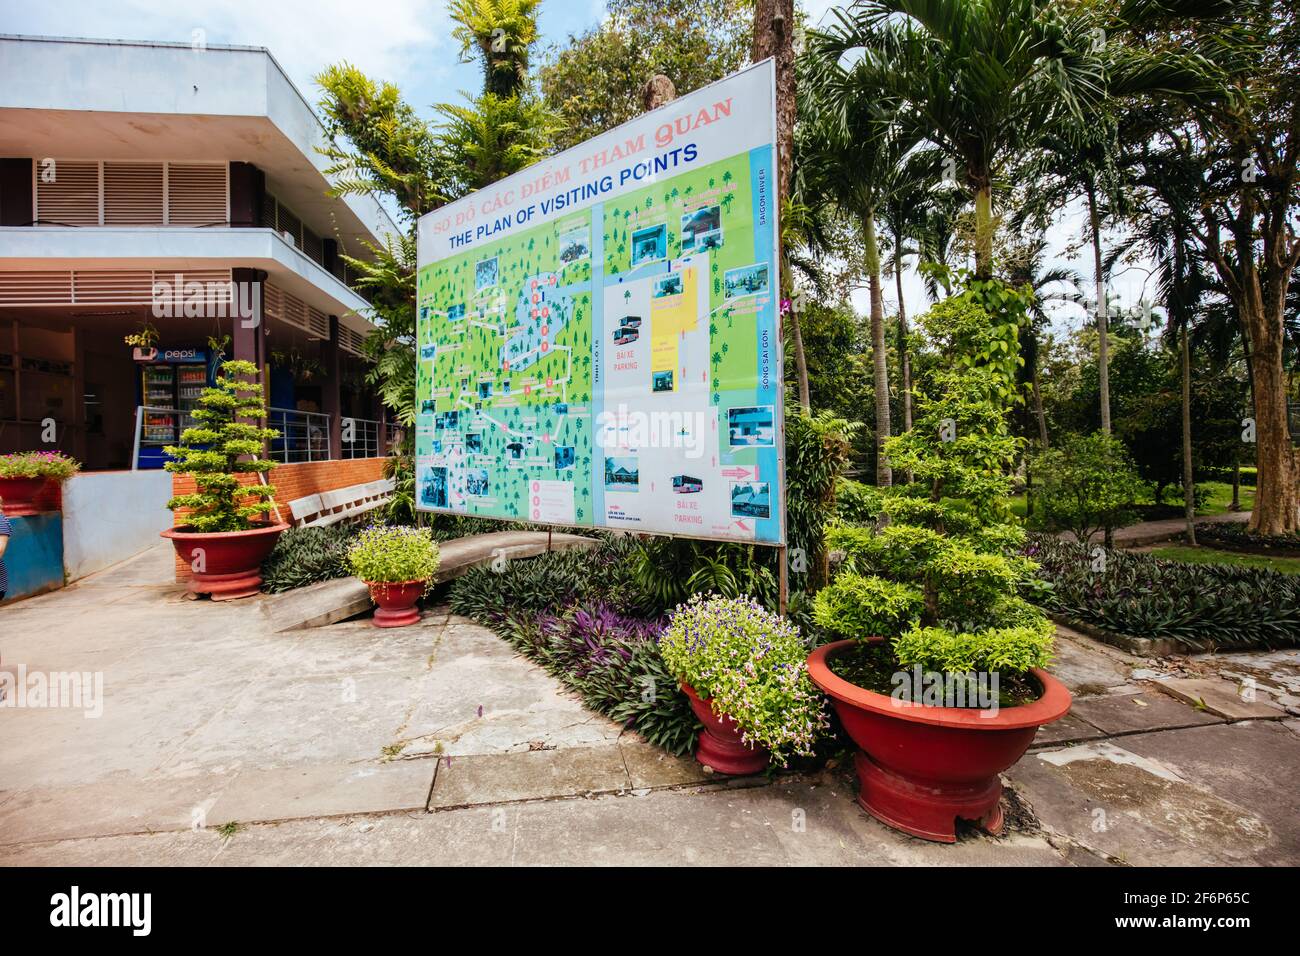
973, 182, 994, 279
1032, 366, 1049, 449
1181, 320, 1197, 545
1243, 287, 1298, 535
1086, 182, 1111, 435
865, 214, 892, 486
788, 306, 812, 412
894, 241, 913, 483
752, 0, 808, 412
1231, 457, 1241, 511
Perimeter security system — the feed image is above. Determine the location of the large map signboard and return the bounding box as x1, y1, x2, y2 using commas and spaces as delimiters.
414, 61, 783, 545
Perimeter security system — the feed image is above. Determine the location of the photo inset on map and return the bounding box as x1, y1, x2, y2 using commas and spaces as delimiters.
730, 480, 770, 519
466, 469, 490, 496
653, 272, 683, 298
475, 255, 499, 291
559, 226, 590, 264
631, 224, 666, 265
723, 262, 769, 299
447, 303, 466, 322
728, 405, 775, 447
555, 445, 575, 470
681, 205, 722, 252
652, 369, 674, 392
604, 456, 639, 491
465, 433, 482, 454
422, 467, 448, 508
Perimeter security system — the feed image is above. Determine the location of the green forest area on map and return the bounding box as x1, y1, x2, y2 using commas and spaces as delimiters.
416, 151, 769, 526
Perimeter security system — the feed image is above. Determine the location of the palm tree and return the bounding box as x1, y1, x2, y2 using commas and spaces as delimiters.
436, 93, 557, 195
880, 183, 923, 445
798, 53, 919, 486
813, 0, 1108, 278
1106, 132, 1221, 543
450, 0, 541, 98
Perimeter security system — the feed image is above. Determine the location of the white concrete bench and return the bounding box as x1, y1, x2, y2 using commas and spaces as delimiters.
287, 478, 394, 528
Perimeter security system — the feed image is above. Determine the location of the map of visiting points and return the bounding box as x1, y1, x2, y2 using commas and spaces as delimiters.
415, 63, 783, 545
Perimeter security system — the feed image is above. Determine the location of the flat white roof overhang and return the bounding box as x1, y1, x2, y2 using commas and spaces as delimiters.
0, 35, 400, 252
0, 226, 375, 334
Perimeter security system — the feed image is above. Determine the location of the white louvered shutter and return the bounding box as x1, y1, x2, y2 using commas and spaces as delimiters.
36, 160, 100, 226
103, 162, 164, 225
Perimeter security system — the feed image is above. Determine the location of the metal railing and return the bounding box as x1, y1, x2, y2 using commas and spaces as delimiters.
268, 406, 331, 463
131, 405, 396, 468
340, 416, 381, 459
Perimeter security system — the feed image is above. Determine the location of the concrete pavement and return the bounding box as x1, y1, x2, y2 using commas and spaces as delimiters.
1, 544, 1297, 866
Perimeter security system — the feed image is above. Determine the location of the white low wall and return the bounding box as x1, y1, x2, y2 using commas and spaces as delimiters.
62, 471, 174, 582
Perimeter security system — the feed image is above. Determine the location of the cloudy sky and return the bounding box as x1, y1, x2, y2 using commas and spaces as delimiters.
0, 0, 1134, 331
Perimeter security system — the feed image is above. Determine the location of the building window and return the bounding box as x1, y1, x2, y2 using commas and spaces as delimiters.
34, 161, 228, 228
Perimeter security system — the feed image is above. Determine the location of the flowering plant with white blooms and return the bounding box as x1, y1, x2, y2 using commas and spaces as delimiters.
347, 524, 440, 585
660, 594, 829, 765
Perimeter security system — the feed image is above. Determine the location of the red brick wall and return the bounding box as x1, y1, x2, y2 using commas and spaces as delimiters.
171, 457, 387, 580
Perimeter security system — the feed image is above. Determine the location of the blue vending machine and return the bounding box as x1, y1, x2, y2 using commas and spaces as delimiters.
134, 347, 212, 469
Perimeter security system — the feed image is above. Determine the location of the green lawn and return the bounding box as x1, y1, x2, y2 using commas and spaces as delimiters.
1148, 544, 1300, 575
1194, 480, 1255, 516
1009, 480, 1255, 522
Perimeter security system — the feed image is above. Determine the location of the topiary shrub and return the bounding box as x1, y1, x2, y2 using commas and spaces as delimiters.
164, 359, 279, 532
812, 285, 1056, 700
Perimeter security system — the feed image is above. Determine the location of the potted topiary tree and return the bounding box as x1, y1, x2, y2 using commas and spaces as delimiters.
660, 594, 828, 775
160, 359, 287, 600
0, 451, 80, 515
805, 284, 1071, 843
347, 525, 441, 627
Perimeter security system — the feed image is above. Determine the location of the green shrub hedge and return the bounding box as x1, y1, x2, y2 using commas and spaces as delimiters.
1024, 534, 1300, 649
261, 525, 359, 593
1192, 522, 1300, 556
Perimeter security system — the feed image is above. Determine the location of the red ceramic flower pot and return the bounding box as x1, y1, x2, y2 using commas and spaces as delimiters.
680, 681, 770, 775
161, 523, 288, 600
366, 579, 426, 628
0, 476, 50, 516
806, 638, 1071, 843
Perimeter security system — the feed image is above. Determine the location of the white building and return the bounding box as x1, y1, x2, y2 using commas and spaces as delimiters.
0, 34, 400, 471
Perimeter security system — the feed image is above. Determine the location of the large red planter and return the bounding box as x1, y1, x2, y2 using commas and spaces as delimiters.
161, 523, 288, 600
680, 681, 770, 775
0, 476, 49, 516
807, 639, 1071, 843
366, 579, 426, 628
